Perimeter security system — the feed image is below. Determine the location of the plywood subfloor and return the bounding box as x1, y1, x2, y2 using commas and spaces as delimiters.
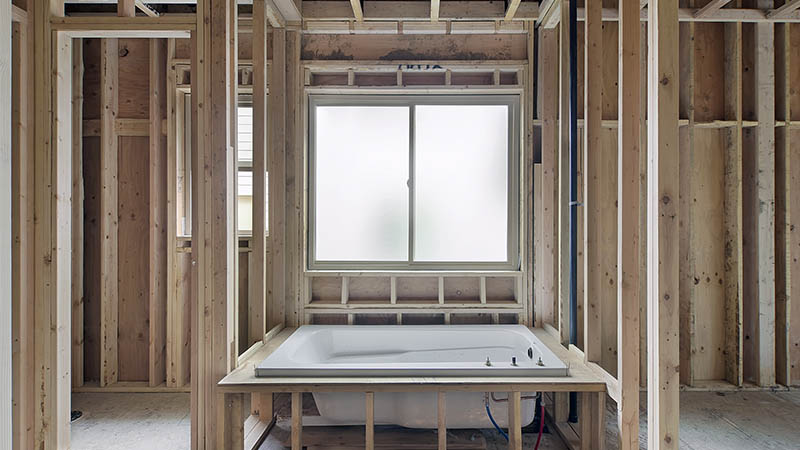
70, 393, 190, 450
604, 391, 800, 450
69, 391, 800, 450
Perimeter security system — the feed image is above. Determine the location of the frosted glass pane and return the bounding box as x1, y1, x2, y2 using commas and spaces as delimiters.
414, 105, 508, 262
315, 106, 409, 261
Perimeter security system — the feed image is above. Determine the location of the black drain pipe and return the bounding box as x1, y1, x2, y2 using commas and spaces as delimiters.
567, 0, 579, 424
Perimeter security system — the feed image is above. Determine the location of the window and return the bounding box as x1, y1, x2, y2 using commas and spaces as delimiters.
309, 95, 519, 270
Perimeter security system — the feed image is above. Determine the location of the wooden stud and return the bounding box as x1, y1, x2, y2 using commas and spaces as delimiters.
118, 0, 136, 17
723, 21, 743, 387
71, 37, 85, 388
251, 0, 269, 345
505, 0, 522, 22
754, 6, 776, 387
251, 392, 273, 419
539, 27, 559, 329
350, 0, 365, 22
291, 392, 302, 450
507, 391, 522, 450
583, 0, 602, 363
286, 30, 303, 327
267, 28, 286, 330
165, 38, 181, 388
437, 391, 446, 450
34, 2, 73, 446
223, 393, 245, 450
557, 1, 571, 346
767, 0, 800, 19
647, 1, 680, 449
431, 0, 440, 22
99, 37, 119, 387
618, 1, 641, 449
11, 14, 35, 450
149, 39, 168, 387
366, 392, 375, 450
3, 0, 16, 446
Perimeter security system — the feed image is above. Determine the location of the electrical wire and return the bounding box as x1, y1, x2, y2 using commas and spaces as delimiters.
533, 397, 545, 450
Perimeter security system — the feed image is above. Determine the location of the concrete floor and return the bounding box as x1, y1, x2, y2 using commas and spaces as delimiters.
70, 390, 800, 449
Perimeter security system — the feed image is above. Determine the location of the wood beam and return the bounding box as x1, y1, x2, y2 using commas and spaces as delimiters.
191, 0, 237, 446
250, 0, 269, 345
694, 0, 733, 18
505, 0, 522, 22
753, 5, 776, 387
11, 14, 35, 450
350, 0, 364, 21
267, 28, 286, 330
647, 0, 680, 449
33, 0, 73, 447
148, 39, 168, 387
119, 0, 136, 17
768, 0, 800, 19
583, 0, 603, 363
431, 0, 440, 22
71, 37, 84, 389
618, 0, 641, 448
557, 0, 570, 346
2, 0, 13, 445
135, 0, 160, 17
99, 37, 119, 388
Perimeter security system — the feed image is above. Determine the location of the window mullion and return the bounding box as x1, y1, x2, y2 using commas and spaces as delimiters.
408, 104, 415, 267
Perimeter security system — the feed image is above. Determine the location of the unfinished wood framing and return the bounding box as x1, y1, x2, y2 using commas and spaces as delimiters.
71, 37, 85, 389
618, 1, 641, 449
3, 0, 15, 445
268, 28, 286, 330
557, 0, 571, 346
250, 0, 269, 347
647, 1, 680, 449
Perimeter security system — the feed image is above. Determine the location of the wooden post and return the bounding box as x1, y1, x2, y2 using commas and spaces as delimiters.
723, 21, 743, 387
11, 13, 35, 449
539, 27, 558, 329
149, 38, 168, 387
268, 28, 286, 330
191, 0, 237, 446
507, 392, 522, 450
250, 0, 269, 345
33, 1, 73, 446
71, 37, 84, 389
285, 30, 302, 327
99, 37, 119, 387
2, 0, 14, 444
291, 392, 302, 450
223, 393, 245, 450
557, 0, 571, 346
437, 391, 446, 450
583, 0, 603, 363
618, 0, 641, 448
753, 0, 776, 388
366, 392, 375, 450
647, 1, 680, 449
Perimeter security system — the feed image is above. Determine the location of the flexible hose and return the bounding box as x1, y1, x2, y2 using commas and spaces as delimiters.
484, 396, 509, 441
533, 399, 545, 450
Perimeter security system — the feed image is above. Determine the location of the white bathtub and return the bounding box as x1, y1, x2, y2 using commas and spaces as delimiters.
255, 325, 567, 428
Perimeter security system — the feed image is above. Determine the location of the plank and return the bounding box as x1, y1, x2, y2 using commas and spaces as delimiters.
11, 16, 34, 450
99, 37, 119, 387
149, 38, 168, 387
291, 392, 302, 450
350, 0, 364, 21
366, 392, 375, 450
3, 0, 16, 446
268, 28, 286, 330
583, 0, 602, 364
507, 391, 522, 450
722, 21, 743, 387
33, 4, 73, 445
285, 30, 303, 327
754, 14, 776, 387
72, 37, 85, 388
165, 38, 181, 388
647, 1, 681, 449
437, 391, 446, 450
694, 0, 733, 19
250, 0, 268, 346
617, 0, 641, 448
557, 0, 571, 347
119, 0, 136, 17
431, 0, 440, 22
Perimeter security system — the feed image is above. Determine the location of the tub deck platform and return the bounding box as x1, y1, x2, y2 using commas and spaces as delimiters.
219, 327, 608, 450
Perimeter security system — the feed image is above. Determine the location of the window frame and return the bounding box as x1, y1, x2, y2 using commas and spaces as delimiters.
308, 94, 521, 271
